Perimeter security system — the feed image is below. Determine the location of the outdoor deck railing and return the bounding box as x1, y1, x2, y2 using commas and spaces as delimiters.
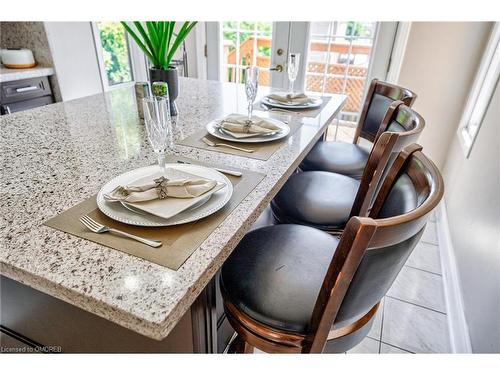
224, 36, 371, 114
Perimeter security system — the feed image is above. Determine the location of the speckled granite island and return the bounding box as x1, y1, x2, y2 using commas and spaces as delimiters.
0, 78, 345, 352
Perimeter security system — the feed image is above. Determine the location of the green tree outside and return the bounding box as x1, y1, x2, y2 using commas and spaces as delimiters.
223, 21, 272, 56
97, 22, 133, 86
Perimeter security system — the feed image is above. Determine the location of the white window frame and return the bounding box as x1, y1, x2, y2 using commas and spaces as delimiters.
205, 22, 308, 90
306, 22, 378, 97
304, 21, 381, 124
206, 21, 397, 100
218, 22, 274, 84
91, 22, 148, 91
385, 22, 412, 84
458, 22, 500, 158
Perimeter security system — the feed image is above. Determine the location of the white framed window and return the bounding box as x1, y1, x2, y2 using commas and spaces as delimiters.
92, 22, 134, 90
458, 22, 500, 158
91, 22, 149, 91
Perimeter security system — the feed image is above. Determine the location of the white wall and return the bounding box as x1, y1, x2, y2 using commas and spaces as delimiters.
183, 27, 199, 78
442, 77, 500, 353
169, 23, 201, 79
194, 22, 207, 79
397, 22, 493, 168
44, 22, 103, 101
397, 22, 499, 352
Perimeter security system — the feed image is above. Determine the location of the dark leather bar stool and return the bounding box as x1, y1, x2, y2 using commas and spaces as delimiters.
300, 79, 417, 179
271, 104, 425, 233
220, 144, 444, 353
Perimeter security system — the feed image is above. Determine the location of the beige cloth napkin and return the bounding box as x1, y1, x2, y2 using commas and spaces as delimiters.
219, 114, 281, 139
266, 92, 312, 105
104, 169, 217, 203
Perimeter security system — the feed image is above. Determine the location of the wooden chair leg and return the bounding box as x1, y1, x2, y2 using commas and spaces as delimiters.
243, 341, 254, 354
227, 334, 254, 354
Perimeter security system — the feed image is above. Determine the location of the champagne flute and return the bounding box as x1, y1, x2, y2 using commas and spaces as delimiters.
244, 66, 259, 124
287, 53, 300, 94
142, 96, 171, 176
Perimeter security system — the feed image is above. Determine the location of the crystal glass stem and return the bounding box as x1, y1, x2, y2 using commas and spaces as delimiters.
244, 66, 259, 124
158, 152, 166, 175
287, 53, 300, 95
247, 101, 253, 121
143, 96, 170, 177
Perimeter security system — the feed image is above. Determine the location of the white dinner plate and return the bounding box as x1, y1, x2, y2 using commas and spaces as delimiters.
261, 92, 323, 109
206, 117, 290, 144
122, 194, 211, 216
97, 164, 233, 227
115, 168, 226, 220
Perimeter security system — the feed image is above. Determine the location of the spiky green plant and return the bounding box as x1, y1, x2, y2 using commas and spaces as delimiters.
121, 21, 197, 70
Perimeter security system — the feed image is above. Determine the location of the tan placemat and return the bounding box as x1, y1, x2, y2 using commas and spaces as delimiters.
255, 95, 332, 119
176, 120, 302, 161
44, 156, 265, 271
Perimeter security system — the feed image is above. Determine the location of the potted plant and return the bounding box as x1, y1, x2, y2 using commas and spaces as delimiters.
121, 21, 197, 115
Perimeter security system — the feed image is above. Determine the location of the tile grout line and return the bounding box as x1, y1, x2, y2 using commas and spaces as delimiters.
417, 239, 439, 247
380, 340, 415, 354
377, 221, 441, 354
385, 295, 447, 315
403, 264, 443, 277
378, 299, 386, 353
419, 239, 438, 246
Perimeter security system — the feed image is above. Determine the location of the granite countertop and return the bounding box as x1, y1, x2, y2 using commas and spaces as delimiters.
0, 64, 54, 82
0, 77, 345, 340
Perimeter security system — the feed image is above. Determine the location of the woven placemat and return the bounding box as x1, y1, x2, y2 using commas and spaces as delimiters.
44, 156, 265, 271
177, 120, 302, 161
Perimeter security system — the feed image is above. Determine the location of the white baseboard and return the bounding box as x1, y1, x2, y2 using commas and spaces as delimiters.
436, 200, 472, 353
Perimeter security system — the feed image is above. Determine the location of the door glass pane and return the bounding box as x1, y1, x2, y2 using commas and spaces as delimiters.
256, 22, 272, 34
305, 22, 377, 127
239, 32, 255, 66
96, 22, 133, 86
220, 22, 273, 86
310, 22, 331, 36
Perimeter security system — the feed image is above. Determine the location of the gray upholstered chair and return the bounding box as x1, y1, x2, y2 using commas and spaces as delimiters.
271, 104, 424, 233
299, 79, 417, 179
220, 144, 444, 353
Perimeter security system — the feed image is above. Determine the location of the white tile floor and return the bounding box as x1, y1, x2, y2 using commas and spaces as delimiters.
345, 218, 451, 354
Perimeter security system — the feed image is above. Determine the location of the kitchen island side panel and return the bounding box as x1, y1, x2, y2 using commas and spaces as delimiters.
0, 276, 195, 353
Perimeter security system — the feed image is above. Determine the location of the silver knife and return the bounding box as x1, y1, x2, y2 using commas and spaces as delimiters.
176, 160, 242, 177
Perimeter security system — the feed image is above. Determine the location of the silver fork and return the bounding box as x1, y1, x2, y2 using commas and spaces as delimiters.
79, 215, 162, 248
176, 160, 242, 177
260, 103, 301, 114
202, 137, 254, 153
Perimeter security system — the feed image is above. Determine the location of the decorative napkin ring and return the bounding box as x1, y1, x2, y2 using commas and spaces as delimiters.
220, 119, 252, 133
154, 176, 170, 199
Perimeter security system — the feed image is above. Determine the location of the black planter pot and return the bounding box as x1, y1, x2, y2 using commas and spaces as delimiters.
149, 67, 179, 116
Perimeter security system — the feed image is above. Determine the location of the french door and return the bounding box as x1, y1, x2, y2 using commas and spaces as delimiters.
206, 22, 307, 90
206, 21, 399, 125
